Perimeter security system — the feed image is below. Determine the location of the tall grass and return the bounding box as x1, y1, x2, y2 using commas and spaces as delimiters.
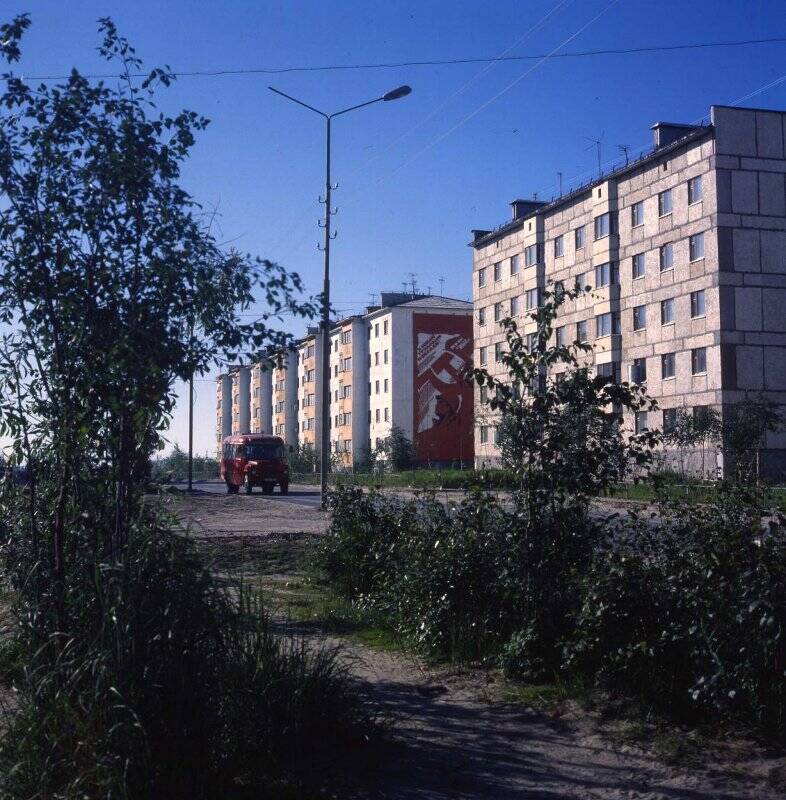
0, 509, 370, 798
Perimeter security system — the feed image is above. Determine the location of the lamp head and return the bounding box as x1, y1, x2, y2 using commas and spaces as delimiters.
382, 85, 412, 102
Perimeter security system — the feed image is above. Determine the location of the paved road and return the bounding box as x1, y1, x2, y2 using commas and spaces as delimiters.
173, 481, 323, 509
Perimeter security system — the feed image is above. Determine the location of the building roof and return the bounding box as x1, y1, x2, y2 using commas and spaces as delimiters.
395, 295, 472, 310
470, 123, 713, 249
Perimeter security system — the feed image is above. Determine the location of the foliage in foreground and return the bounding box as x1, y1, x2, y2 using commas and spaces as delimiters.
318, 486, 597, 675
318, 484, 786, 734
0, 508, 369, 798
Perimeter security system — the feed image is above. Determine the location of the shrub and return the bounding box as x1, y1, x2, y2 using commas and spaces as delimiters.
319, 487, 596, 671
567, 491, 786, 731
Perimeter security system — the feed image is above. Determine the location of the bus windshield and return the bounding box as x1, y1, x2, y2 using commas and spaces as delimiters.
244, 442, 285, 460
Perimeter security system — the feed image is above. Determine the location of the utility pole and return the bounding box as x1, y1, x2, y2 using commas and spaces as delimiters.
187, 318, 194, 492
269, 83, 412, 508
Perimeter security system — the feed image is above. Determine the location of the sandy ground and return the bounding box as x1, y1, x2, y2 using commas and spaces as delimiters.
165, 490, 786, 800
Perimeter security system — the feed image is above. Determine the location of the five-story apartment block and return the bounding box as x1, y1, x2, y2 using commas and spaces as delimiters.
472, 105, 786, 477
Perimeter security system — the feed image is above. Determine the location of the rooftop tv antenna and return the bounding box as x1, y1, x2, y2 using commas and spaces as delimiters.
406, 271, 418, 296
583, 133, 604, 178
618, 144, 630, 165
557, 171, 563, 195
438, 276, 445, 296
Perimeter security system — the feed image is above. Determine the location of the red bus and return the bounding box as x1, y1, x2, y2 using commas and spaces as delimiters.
220, 434, 289, 495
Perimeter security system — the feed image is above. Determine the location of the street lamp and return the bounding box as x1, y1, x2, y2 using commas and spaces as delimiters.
269, 83, 412, 508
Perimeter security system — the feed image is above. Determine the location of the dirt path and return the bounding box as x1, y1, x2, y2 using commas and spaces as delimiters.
166, 491, 786, 800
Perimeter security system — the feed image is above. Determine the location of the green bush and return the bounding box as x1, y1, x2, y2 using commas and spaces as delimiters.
567, 492, 786, 731
0, 511, 369, 798
319, 487, 596, 671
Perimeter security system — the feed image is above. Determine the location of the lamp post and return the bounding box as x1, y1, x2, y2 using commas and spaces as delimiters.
268, 84, 412, 508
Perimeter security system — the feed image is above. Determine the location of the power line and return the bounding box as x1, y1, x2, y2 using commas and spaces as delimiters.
23, 37, 786, 82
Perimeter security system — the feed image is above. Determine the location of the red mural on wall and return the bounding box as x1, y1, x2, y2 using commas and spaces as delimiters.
412, 313, 474, 464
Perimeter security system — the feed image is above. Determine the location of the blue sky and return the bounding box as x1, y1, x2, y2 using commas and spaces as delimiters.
13, 0, 786, 454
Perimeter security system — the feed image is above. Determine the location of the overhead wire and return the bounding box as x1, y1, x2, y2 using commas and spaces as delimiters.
23, 37, 786, 82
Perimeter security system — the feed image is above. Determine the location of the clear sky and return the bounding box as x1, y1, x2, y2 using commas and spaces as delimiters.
12, 0, 786, 455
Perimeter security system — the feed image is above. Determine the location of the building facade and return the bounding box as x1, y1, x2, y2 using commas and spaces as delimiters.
471, 105, 786, 477
215, 295, 475, 467
328, 316, 370, 466
250, 360, 273, 435
272, 349, 299, 444
366, 295, 474, 466
230, 366, 251, 436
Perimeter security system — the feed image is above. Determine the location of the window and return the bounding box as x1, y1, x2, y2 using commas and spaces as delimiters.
596, 312, 619, 337
478, 268, 486, 287
633, 304, 647, 331
368, 382, 371, 396
575, 272, 587, 290
597, 361, 621, 384
631, 201, 644, 228
662, 352, 676, 379
510, 295, 520, 316
384, 408, 389, 422
659, 243, 674, 271
341, 330, 352, 344
555, 326, 565, 347
383, 378, 389, 392
576, 319, 588, 343
493, 262, 502, 282
479, 386, 488, 404
510, 254, 520, 275
594, 262, 618, 288
373, 323, 379, 337
632, 252, 645, 280
630, 357, 647, 384
375, 380, 379, 394
527, 333, 538, 352
525, 288, 540, 309
661, 298, 675, 325
479, 425, 488, 444
554, 235, 564, 258
334, 365, 339, 377
494, 302, 503, 322
375, 408, 380, 422
688, 175, 703, 205
691, 347, 707, 375
524, 243, 540, 267
383, 320, 388, 335
374, 352, 379, 366
594, 212, 613, 240
689, 232, 705, 261
384, 349, 389, 364
343, 412, 352, 426
495, 342, 503, 362
575, 225, 586, 249
690, 289, 706, 318
479, 346, 487, 366
658, 188, 672, 217
478, 307, 486, 326
634, 411, 649, 434
693, 405, 711, 426
344, 439, 353, 453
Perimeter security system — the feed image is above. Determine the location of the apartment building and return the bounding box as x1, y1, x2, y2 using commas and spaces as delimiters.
366, 294, 474, 466
471, 104, 786, 477
272, 349, 299, 444
297, 329, 323, 450
215, 373, 233, 454
328, 316, 369, 466
215, 294, 475, 467
250, 360, 273, 435
230, 365, 251, 435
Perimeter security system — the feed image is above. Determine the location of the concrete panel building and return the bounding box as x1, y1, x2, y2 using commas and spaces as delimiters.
297, 330, 323, 450
328, 316, 370, 466
215, 373, 233, 454
230, 365, 251, 436
250, 360, 273, 435
366, 295, 474, 467
471, 104, 786, 477
272, 349, 299, 445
